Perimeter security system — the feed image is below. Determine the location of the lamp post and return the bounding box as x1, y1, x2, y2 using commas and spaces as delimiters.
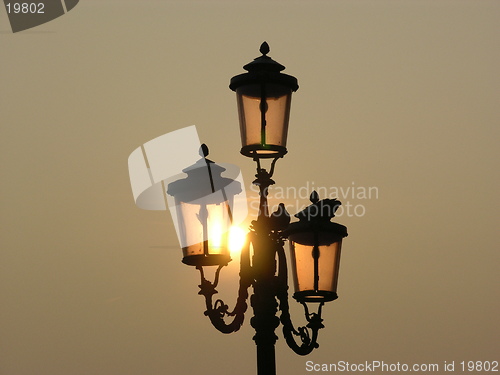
166, 42, 348, 375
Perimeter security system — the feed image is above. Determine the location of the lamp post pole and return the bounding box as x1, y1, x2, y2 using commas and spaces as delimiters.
250, 167, 280, 375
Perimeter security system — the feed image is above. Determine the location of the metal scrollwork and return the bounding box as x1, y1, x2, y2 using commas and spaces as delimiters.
196, 235, 253, 334
276, 241, 324, 355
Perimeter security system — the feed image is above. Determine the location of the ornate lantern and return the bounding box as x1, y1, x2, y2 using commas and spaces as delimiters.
229, 42, 299, 159
166, 145, 241, 267
284, 192, 348, 303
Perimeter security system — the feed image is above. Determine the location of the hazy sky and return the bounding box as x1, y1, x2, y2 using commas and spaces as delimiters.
1, 1, 499, 374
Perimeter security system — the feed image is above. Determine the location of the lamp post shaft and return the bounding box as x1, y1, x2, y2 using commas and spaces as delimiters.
250, 232, 279, 375
256, 341, 276, 375
249, 170, 281, 375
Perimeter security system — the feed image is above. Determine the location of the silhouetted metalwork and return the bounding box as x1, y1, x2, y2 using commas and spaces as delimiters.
189, 153, 347, 375
168, 43, 349, 375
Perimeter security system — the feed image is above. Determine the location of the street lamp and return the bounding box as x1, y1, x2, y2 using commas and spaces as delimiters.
285, 192, 348, 303
166, 144, 241, 267
166, 42, 349, 375
229, 41, 298, 159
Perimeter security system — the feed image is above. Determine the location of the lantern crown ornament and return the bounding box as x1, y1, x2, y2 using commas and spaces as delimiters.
230, 42, 299, 159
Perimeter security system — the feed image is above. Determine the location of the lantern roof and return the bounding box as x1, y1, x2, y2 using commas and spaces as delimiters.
294, 191, 341, 222
284, 191, 348, 240
229, 42, 299, 92
166, 144, 241, 202
242, 41, 286, 73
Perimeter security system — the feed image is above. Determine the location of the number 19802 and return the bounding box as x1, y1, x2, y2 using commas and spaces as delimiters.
6, 3, 45, 14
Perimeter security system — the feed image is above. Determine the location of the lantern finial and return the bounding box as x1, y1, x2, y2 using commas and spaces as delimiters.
200, 143, 209, 158
260, 41, 270, 56
310, 191, 319, 204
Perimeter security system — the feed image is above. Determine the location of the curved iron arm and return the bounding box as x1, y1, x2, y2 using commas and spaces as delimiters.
197, 235, 253, 334
254, 156, 281, 180
276, 240, 325, 355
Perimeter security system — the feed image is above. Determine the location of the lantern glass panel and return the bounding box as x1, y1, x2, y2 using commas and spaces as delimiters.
176, 198, 231, 264
236, 83, 292, 156
289, 232, 343, 300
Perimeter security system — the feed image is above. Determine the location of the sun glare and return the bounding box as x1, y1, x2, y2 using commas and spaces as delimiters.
228, 226, 247, 256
